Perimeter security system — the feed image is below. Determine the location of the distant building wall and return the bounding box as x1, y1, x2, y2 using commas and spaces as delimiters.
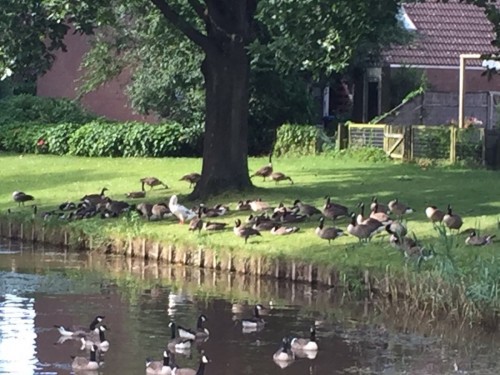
37, 30, 158, 123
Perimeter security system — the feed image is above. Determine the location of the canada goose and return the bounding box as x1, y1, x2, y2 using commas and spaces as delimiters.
106, 200, 131, 215
203, 221, 227, 231
177, 314, 209, 340
273, 337, 295, 362
12, 191, 35, 206
80, 188, 108, 204
171, 353, 209, 375
146, 351, 171, 375
315, 217, 344, 244
236, 200, 252, 211
71, 344, 100, 371
188, 208, 203, 233
465, 231, 496, 246
386, 225, 417, 250
140, 177, 168, 190
322, 196, 349, 220
80, 325, 110, 352
293, 199, 321, 217
443, 204, 463, 230
137, 202, 154, 219
251, 154, 273, 181
425, 206, 445, 223
234, 219, 261, 244
167, 322, 193, 352
200, 204, 228, 217
252, 217, 276, 231
388, 199, 414, 217
151, 203, 172, 220
369, 204, 392, 224
241, 304, 265, 328
126, 190, 146, 199
179, 173, 201, 188
249, 199, 270, 212
169, 195, 196, 224
347, 213, 383, 241
59, 201, 76, 211
271, 224, 300, 235
55, 315, 104, 337
370, 196, 389, 214
272, 209, 307, 224
290, 325, 319, 351
356, 203, 385, 230
270, 172, 293, 184
386, 221, 407, 238
246, 213, 271, 225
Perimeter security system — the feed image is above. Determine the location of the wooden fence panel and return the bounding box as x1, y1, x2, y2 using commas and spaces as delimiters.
348, 124, 384, 149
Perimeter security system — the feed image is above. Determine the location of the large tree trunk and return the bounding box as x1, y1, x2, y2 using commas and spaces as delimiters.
189, 1, 255, 199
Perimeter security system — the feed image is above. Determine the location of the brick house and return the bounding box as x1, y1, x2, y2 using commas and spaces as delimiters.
362, 1, 500, 126
37, 30, 157, 122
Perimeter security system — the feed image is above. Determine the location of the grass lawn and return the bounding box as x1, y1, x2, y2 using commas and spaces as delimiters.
1, 152, 499, 273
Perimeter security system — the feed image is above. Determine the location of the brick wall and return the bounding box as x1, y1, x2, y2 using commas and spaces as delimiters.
37, 30, 158, 123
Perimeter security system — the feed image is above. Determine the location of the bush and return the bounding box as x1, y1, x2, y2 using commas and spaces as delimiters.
45, 123, 84, 155
68, 121, 125, 157
0, 95, 96, 125
328, 147, 390, 163
273, 124, 330, 156
67, 120, 203, 157
457, 127, 483, 162
0, 122, 51, 153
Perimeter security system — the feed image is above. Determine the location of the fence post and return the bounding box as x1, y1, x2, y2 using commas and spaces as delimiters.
481, 128, 486, 166
403, 126, 412, 161
347, 123, 352, 148
336, 123, 347, 150
450, 126, 457, 163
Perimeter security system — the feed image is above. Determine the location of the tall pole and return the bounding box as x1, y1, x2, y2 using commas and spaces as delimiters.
458, 54, 481, 129
453, 54, 481, 163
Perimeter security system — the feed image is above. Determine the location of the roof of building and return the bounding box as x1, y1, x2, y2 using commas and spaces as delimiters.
384, 1, 498, 67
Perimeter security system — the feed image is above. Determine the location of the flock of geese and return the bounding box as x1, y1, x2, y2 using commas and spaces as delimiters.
9, 157, 497, 258
9, 156, 495, 256
53, 303, 317, 373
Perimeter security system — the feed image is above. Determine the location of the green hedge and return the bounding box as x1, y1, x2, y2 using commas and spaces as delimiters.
0, 94, 96, 125
273, 123, 331, 156
0, 120, 203, 157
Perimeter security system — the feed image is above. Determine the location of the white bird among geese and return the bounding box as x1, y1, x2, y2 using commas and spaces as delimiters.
168, 195, 196, 224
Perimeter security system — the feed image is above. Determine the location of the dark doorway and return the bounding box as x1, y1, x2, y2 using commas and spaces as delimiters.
367, 81, 379, 121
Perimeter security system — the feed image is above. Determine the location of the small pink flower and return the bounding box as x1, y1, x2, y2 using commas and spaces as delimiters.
37, 138, 45, 146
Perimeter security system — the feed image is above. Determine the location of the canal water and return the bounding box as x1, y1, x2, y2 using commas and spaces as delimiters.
0, 239, 500, 375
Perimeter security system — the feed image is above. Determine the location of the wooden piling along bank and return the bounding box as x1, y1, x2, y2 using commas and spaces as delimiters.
0, 217, 348, 288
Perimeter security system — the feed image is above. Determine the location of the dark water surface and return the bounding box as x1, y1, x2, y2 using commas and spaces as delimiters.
1, 240, 500, 375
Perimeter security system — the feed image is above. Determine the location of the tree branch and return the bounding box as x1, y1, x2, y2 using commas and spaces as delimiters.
187, 0, 207, 21
150, 0, 208, 48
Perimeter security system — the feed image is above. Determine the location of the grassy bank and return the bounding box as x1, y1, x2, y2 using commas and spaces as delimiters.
2, 152, 500, 322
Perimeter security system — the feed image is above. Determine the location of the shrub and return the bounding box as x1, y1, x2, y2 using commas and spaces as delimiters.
68, 121, 126, 157
273, 124, 331, 156
45, 123, 85, 155
68, 120, 203, 157
328, 147, 389, 163
457, 127, 482, 162
0, 122, 59, 154
0, 94, 96, 125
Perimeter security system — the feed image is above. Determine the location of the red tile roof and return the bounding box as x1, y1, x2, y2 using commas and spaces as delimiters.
384, 1, 497, 67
